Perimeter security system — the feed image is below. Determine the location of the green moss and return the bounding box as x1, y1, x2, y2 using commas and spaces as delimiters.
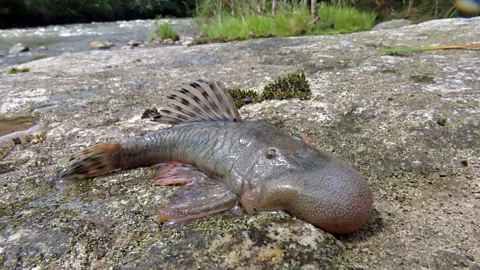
32, 55, 47, 61
9, 67, 30, 74
226, 73, 312, 108
141, 107, 159, 119
380, 69, 398, 74
261, 72, 311, 101
386, 51, 409, 57
410, 74, 435, 84
227, 88, 258, 109
436, 118, 448, 126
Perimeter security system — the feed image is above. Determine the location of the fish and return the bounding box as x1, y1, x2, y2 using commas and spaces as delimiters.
58, 79, 373, 234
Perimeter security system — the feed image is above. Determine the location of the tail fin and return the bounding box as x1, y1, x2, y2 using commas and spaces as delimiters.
58, 143, 121, 181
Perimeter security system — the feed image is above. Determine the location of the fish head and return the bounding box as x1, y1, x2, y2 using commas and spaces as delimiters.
239, 128, 373, 234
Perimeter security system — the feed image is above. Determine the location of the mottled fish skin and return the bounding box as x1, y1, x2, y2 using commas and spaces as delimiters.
58, 80, 373, 234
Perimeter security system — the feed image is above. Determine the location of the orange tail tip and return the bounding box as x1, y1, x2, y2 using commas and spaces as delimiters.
59, 142, 121, 181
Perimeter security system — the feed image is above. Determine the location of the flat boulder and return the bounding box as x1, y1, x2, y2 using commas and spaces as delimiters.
372, 19, 413, 30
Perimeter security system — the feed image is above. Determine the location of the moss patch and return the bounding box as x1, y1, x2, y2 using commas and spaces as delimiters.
436, 118, 448, 126
227, 88, 258, 109
410, 74, 435, 84
32, 55, 47, 61
141, 107, 159, 119
262, 72, 311, 100
227, 72, 312, 109
385, 51, 409, 57
9, 67, 30, 74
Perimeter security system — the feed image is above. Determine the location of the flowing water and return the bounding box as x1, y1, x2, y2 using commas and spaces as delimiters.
0, 18, 198, 68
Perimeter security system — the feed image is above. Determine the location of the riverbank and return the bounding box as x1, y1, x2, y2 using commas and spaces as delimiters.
0, 18, 197, 68
1, 17, 479, 269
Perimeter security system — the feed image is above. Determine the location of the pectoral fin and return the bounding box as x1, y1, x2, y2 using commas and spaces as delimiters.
157, 175, 238, 222
152, 162, 207, 186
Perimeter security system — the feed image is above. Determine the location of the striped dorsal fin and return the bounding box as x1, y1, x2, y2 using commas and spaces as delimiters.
154, 80, 242, 124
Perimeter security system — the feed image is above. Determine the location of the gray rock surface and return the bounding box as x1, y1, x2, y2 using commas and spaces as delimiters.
1, 17, 480, 269
372, 19, 413, 30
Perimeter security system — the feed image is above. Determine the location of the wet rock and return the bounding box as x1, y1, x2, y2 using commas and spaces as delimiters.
9, 43, 30, 54
372, 19, 413, 30
37, 46, 48, 51
90, 41, 114, 49
122, 214, 340, 269
151, 38, 163, 45
181, 36, 194, 46
163, 38, 174, 45
126, 40, 142, 47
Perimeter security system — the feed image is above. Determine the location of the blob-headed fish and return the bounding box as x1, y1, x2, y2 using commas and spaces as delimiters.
58, 80, 373, 234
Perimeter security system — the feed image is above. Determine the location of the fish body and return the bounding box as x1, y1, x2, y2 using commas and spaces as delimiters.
59, 80, 373, 234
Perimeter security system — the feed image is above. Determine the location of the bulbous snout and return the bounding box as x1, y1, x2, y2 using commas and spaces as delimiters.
291, 162, 373, 234
254, 152, 373, 234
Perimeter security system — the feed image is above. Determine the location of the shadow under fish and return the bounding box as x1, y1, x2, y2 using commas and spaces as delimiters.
56, 79, 373, 234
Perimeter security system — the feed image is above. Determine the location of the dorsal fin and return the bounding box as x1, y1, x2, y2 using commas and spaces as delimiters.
154, 80, 242, 124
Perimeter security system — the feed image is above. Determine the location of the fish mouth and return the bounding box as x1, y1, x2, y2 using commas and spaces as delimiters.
240, 190, 258, 214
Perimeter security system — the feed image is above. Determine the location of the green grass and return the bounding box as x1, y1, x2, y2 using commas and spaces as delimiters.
201, 9, 308, 39
153, 22, 180, 41
311, 3, 376, 34
200, 4, 376, 40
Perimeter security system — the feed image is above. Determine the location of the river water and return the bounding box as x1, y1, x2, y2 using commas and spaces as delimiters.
0, 18, 198, 68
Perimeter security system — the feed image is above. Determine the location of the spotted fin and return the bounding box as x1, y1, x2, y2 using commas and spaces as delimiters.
156, 166, 238, 222
58, 143, 121, 181
154, 80, 242, 124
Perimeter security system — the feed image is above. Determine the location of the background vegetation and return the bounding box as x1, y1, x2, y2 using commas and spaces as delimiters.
195, 0, 457, 24
198, 1, 376, 39
0, 0, 460, 29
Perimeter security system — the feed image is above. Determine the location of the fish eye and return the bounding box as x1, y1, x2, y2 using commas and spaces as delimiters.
265, 148, 277, 159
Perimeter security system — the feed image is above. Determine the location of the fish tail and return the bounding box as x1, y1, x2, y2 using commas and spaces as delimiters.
58, 142, 122, 181
58, 132, 169, 181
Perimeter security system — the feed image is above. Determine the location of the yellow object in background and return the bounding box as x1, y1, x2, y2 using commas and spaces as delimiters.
454, 0, 480, 17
